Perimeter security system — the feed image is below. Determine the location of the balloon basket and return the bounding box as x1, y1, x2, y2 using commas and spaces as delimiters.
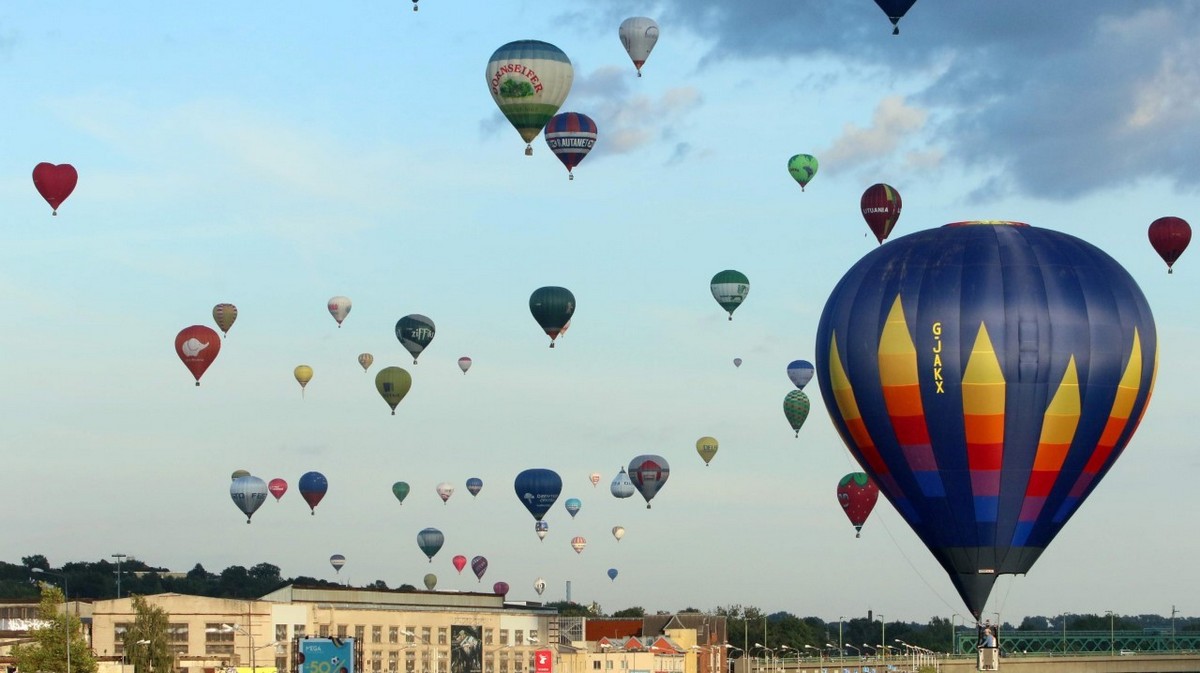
549, 342, 556, 348
52, 211, 58, 216
195, 381, 200, 387
568, 173, 574, 181
525, 145, 533, 156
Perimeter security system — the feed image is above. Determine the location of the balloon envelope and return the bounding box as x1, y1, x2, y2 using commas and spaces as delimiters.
294, 365, 313, 394
533, 577, 546, 596
424, 573, 437, 590
610, 468, 635, 499
535, 520, 549, 540
268, 478, 288, 501
32, 162, 78, 214
710, 270, 749, 320
837, 473, 880, 538
787, 154, 818, 191
231, 469, 250, 481
861, 183, 902, 243
570, 536, 587, 554
212, 304, 237, 336
436, 482, 454, 503
695, 436, 718, 466
545, 112, 598, 179
787, 360, 816, 389
298, 471, 328, 514
529, 287, 576, 347
607, 568, 618, 581
392, 481, 410, 505
564, 497, 582, 518
375, 367, 413, 415
471, 555, 488, 581
230, 476, 268, 523
815, 220, 1157, 617
330, 554, 346, 572
514, 468, 563, 521
733, 358, 742, 368
874, 0, 918, 34
628, 455, 670, 508
618, 17, 659, 76
612, 525, 625, 541
783, 390, 811, 436
175, 325, 221, 385
358, 353, 374, 372
589, 472, 601, 487
466, 477, 483, 497
458, 357, 472, 374
396, 314, 436, 364
327, 296, 352, 326
492, 581, 509, 597
452, 555, 467, 574
1148, 216, 1191, 273
417, 528, 445, 562
486, 40, 574, 155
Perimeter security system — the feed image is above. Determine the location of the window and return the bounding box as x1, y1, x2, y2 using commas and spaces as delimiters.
485, 629, 494, 646
294, 625, 307, 639
529, 631, 539, 645
374, 626, 383, 643
320, 625, 330, 637
437, 628, 447, 645
206, 623, 235, 656
592, 663, 601, 670
338, 625, 348, 638
357, 626, 366, 641
406, 630, 415, 645
422, 628, 432, 644
500, 661, 509, 673
372, 652, 383, 672
390, 627, 399, 644
114, 623, 130, 656
389, 650, 399, 672
499, 630, 509, 646
605, 662, 612, 670
406, 657, 415, 673
515, 630, 524, 645
276, 625, 288, 643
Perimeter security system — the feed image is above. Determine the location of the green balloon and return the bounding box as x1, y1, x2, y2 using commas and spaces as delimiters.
392, 481, 410, 505
423, 573, 437, 590
787, 154, 818, 191
710, 270, 749, 320
529, 286, 576, 347
784, 390, 811, 437
375, 366, 413, 415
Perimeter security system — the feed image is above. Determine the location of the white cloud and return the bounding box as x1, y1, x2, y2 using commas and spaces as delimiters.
820, 95, 928, 171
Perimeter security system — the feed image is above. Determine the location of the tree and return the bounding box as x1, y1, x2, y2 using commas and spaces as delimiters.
22, 555, 50, 571
123, 595, 175, 673
612, 607, 645, 618
12, 582, 97, 673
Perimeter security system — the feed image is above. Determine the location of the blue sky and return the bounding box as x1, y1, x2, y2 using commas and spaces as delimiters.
2, 1, 1198, 625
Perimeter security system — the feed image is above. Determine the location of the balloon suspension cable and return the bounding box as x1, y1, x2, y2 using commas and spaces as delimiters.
525, 144, 533, 156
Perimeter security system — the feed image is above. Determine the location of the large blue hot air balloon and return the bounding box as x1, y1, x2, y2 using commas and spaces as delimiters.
417, 528, 445, 563
787, 360, 815, 390
298, 471, 328, 515
230, 475, 268, 524
874, 0, 918, 35
466, 477, 484, 497
564, 497, 582, 518
628, 455, 670, 509
514, 468, 563, 522
815, 221, 1157, 619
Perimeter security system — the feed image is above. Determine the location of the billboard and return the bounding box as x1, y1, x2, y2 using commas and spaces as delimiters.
534, 649, 552, 673
451, 626, 482, 673
298, 637, 357, 673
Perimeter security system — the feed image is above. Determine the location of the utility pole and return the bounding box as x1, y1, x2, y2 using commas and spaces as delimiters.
112, 554, 127, 599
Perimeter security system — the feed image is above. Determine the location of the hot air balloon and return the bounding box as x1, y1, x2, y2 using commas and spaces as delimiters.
396, 314, 436, 364
570, 536, 587, 554
610, 468, 635, 499
607, 568, 618, 581
392, 481, 410, 505
564, 498, 582, 518
327, 296, 352, 327
695, 436, 718, 466
533, 577, 546, 596
837, 473, 880, 538
529, 287, 575, 347
815, 220, 1157, 618
710, 270, 749, 320
424, 573, 437, 590
417, 528, 445, 563
268, 478, 288, 502
1148, 216, 1191, 274
471, 555, 488, 582
436, 482, 455, 504
493, 581, 509, 598
213, 304, 237, 337
787, 360, 815, 389
861, 183, 902, 243
612, 526, 625, 542
486, 40, 574, 155
231, 469, 250, 480
874, 0, 918, 34
452, 555, 467, 574
375, 367, 413, 415
32, 162, 77, 215
175, 325, 221, 386
589, 472, 601, 487
466, 478, 483, 497
458, 357, 472, 374
294, 365, 313, 397
358, 353, 374, 372
733, 358, 743, 368
783, 390, 811, 437
618, 17, 659, 77
787, 154, 819, 191
545, 112, 597, 180
515, 469, 562, 524
535, 520, 549, 540
230, 476, 268, 524
298, 471, 328, 515
330, 554, 346, 573
628, 456, 670, 509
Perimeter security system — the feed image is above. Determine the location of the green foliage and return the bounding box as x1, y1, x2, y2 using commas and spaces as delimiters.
612, 607, 646, 618
12, 582, 97, 673
498, 78, 534, 98
544, 601, 591, 617
123, 595, 175, 673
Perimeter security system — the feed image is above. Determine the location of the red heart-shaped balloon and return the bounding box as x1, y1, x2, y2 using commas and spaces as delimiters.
32, 162, 78, 215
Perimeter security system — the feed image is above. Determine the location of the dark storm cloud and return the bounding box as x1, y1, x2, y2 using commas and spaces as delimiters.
571, 1, 1200, 200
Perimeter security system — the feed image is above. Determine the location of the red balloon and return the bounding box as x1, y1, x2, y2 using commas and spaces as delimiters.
175, 325, 221, 386
836, 473, 880, 538
860, 183, 902, 243
268, 478, 288, 501
32, 163, 78, 215
1148, 216, 1191, 274
452, 554, 467, 574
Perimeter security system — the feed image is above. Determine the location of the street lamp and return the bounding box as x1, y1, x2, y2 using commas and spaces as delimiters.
860, 644, 875, 657
876, 615, 886, 663
1105, 611, 1115, 655
801, 645, 818, 662
32, 568, 70, 673
223, 623, 258, 673
843, 644, 860, 659
112, 553, 127, 599
837, 617, 844, 665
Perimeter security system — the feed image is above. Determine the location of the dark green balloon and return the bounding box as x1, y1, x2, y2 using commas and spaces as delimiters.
395, 314, 435, 364
392, 481, 410, 504
529, 286, 575, 347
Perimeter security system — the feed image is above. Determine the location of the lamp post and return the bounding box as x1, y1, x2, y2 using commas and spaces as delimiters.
843, 644, 859, 660
724, 643, 742, 673
112, 553, 127, 599
224, 623, 256, 673
876, 615, 886, 663
1060, 612, 1068, 654
950, 615, 962, 655
1105, 611, 1115, 655
32, 568, 70, 673
837, 617, 844, 666
801, 645, 817, 662
751, 643, 775, 673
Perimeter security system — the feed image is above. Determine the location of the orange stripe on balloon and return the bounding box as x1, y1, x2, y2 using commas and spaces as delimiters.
1020, 358, 1081, 518
1070, 330, 1143, 498
828, 332, 889, 477
878, 297, 936, 473
962, 323, 1005, 496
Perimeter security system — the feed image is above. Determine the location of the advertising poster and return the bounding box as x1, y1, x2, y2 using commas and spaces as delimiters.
534, 649, 552, 673
451, 626, 482, 673
298, 637, 356, 673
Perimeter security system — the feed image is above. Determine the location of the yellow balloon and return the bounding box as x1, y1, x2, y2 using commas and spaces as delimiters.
294, 365, 313, 397
696, 436, 719, 466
